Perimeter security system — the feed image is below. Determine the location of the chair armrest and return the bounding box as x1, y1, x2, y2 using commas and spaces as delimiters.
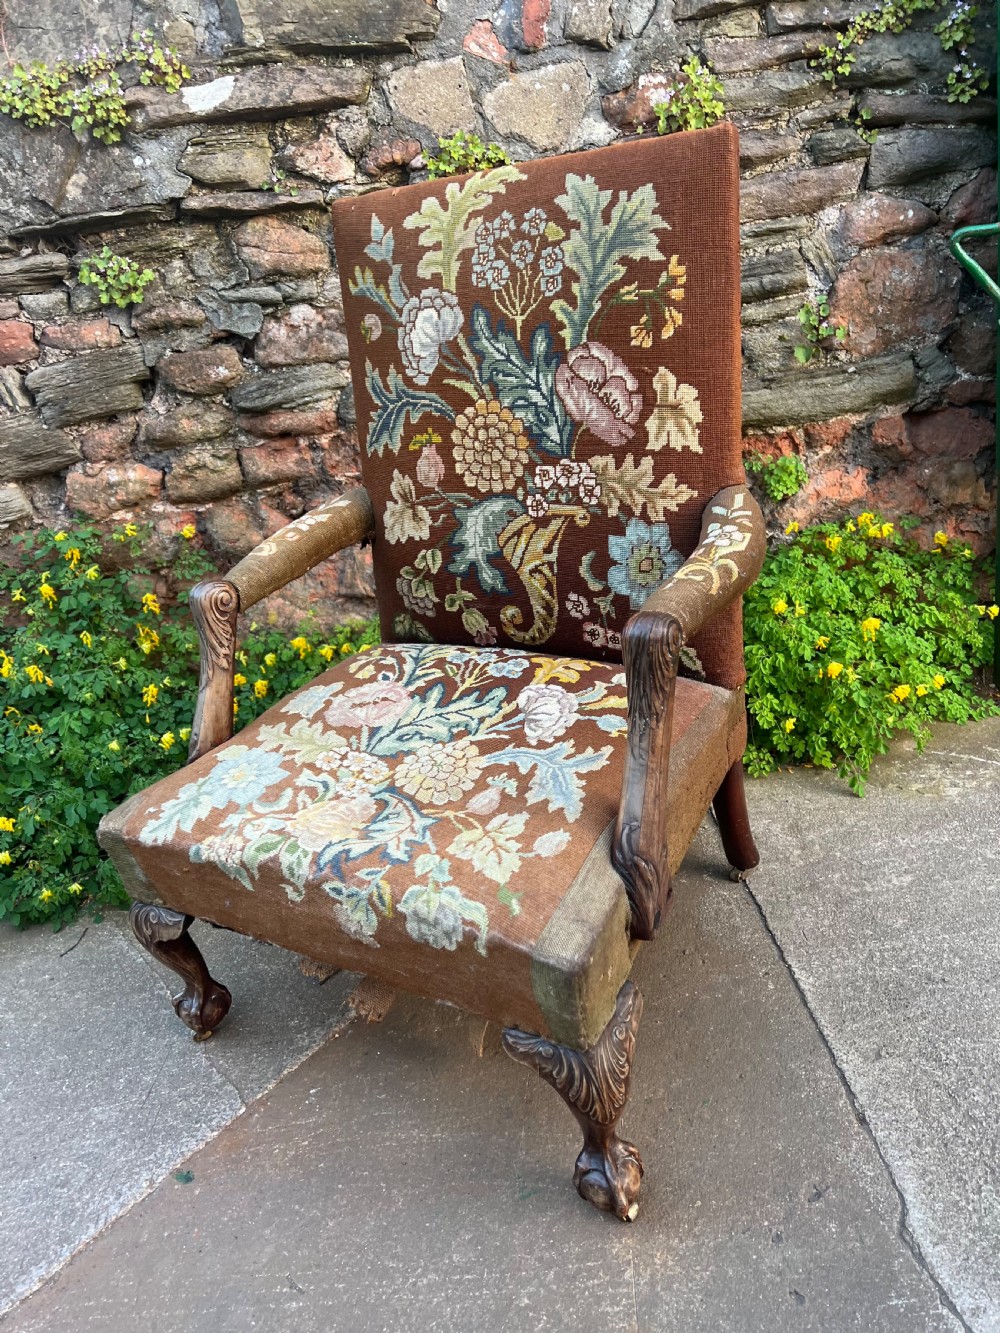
612, 485, 765, 939
187, 487, 375, 762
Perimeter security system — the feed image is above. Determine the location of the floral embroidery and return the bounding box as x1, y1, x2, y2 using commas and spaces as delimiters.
138, 645, 628, 957
555, 341, 643, 448
398, 288, 463, 384
452, 399, 529, 494
607, 518, 683, 609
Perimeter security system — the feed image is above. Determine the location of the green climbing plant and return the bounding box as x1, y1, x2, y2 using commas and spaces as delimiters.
792, 297, 847, 365
78, 247, 155, 308
652, 58, 725, 134
425, 131, 513, 179
745, 453, 809, 503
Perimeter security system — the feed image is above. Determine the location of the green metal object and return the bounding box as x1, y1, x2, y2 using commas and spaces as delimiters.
949, 217, 1000, 684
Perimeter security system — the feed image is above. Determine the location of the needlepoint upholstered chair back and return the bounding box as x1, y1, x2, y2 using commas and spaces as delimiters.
330, 120, 746, 692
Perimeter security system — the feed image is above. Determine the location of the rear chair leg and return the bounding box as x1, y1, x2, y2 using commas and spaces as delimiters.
502, 981, 644, 1221
130, 902, 232, 1041
713, 757, 760, 881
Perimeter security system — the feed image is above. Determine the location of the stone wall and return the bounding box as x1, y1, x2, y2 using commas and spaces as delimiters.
0, 0, 995, 626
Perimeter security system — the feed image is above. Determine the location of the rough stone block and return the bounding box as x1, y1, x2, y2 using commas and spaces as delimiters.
166, 447, 244, 504
765, 0, 864, 30
0, 482, 31, 525
238, 403, 342, 438
180, 190, 326, 218
202, 495, 268, 560
739, 131, 799, 170
285, 131, 356, 185
839, 193, 937, 248
844, 33, 956, 88
159, 347, 245, 397
256, 305, 348, 368
179, 126, 274, 191
230, 365, 349, 413
868, 128, 997, 190
198, 293, 266, 339
240, 441, 319, 488
240, 0, 440, 52
742, 353, 917, 427
741, 249, 809, 305
127, 67, 373, 132
944, 169, 997, 227
947, 311, 996, 377
139, 404, 236, 450
858, 91, 997, 128
0, 321, 37, 367
742, 317, 805, 377
722, 66, 827, 113
704, 32, 822, 72
564, 0, 613, 48
66, 461, 163, 517
0, 366, 30, 411
78, 420, 137, 463
807, 127, 871, 165
234, 217, 331, 280
675, 0, 758, 19
25, 345, 150, 427
0, 254, 70, 296
40, 319, 122, 352
830, 243, 960, 357
19, 290, 68, 321
741, 160, 863, 222
520, 0, 552, 50
463, 20, 510, 63
602, 74, 677, 129
387, 58, 477, 135
484, 62, 590, 151
0, 414, 80, 481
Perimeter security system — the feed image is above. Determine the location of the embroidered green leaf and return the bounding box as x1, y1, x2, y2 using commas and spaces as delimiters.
448, 496, 523, 595
552, 174, 670, 348
579, 550, 604, 592
402, 164, 526, 291
348, 266, 397, 318
468, 307, 572, 457
365, 362, 452, 457
589, 453, 697, 521
374, 682, 509, 754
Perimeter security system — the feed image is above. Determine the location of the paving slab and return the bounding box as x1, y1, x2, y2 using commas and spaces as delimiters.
1, 826, 959, 1333
0, 916, 358, 1316
746, 715, 1000, 1331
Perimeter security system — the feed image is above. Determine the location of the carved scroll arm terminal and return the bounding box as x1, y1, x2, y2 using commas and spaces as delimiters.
187, 487, 375, 762
613, 485, 765, 940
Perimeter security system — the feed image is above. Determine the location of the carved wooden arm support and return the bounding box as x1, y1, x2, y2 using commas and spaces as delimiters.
612, 485, 766, 940
187, 487, 375, 763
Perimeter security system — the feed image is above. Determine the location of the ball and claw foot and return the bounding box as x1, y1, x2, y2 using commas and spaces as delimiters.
129, 901, 232, 1041
502, 980, 644, 1222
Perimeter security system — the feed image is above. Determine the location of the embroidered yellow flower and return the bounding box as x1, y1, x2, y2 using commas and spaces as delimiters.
160, 732, 176, 752
181, 524, 197, 539
784, 718, 796, 733
772, 599, 788, 615
39, 582, 57, 607
253, 679, 268, 698
890, 684, 911, 702
826, 662, 844, 679
861, 617, 881, 641
142, 683, 159, 706
825, 534, 842, 554
80, 631, 93, 648
141, 593, 161, 616
290, 636, 310, 659
784, 521, 799, 535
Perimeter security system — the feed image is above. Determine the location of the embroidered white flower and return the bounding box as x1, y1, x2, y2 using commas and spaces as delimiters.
566, 591, 589, 620
518, 683, 579, 745
397, 287, 462, 384
384, 469, 432, 545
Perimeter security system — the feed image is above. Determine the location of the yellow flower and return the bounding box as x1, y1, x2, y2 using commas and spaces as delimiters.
772, 599, 788, 615
233, 673, 248, 687
68, 883, 83, 895
39, 582, 57, 607
290, 636, 310, 659
181, 524, 197, 539
179, 727, 191, 742
784, 521, 800, 535
159, 731, 176, 752
53, 531, 67, 542
264, 653, 277, 668
142, 683, 159, 706
237, 650, 248, 666
64, 547, 82, 568
975, 605, 987, 616
11, 588, 25, 602
80, 631, 93, 648
858, 512, 875, 527
794, 601, 806, 617
124, 523, 138, 537
916, 685, 929, 697
115, 657, 128, 670
861, 617, 881, 641
253, 679, 268, 699
845, 520, 856, 533
890, 684, 911, 703
85, 566, 100, 580
865, 526, 881, 539
233, 699, 239, 716
39, 889, 55, 903
359, 643, 371, 652
879, 523, 894, 538
0, 652, 13, 679
826, 662, 844, 679
784, 718, 796, 733
0, 816, 14, 831
4, 706, 19, 717
962, 547, 974, 559
108, 740, 121, 752
141, 592, 161, 616
318, 645, 335, 662
27, 723, 42, 735
934, 530, 948, 547
989, 606, 999, 620
825, 534, 842, 554
25, 664, 45, 684
815, 636, 830, 649
0, 852, 10, 865
933, 674, 946, 689
35, 643, 50, 656
340, 643, 353, 655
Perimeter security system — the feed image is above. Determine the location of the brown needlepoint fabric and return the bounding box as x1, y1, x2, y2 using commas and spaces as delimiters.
99, 643, 744, 1045
331, 120, 747, 690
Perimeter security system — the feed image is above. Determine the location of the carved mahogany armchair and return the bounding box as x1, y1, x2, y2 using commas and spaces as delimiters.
99, 122, 764, 1222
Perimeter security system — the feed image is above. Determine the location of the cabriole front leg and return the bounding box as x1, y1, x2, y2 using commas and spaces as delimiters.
502, 981, 644, 1221
129, 902, 232, 1041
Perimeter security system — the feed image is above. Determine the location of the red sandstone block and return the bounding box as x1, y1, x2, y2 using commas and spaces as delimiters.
40, 319, 121, 351
463, 19, 509, 63
521, 0, 550, 49
0, 320, 36, 366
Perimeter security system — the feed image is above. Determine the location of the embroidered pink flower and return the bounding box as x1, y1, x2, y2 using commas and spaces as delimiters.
566, 592, 589, 619
473, 623, 498, 645
416, 441, 446, 488
324, 681, 413, 728
526, 493, 549, 518
555, 341, 642, 448
285, 794, 377, 852
582, 621, 607, 648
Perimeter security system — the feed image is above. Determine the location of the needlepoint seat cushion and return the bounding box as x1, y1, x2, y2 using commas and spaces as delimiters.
101, 644, 746, 1046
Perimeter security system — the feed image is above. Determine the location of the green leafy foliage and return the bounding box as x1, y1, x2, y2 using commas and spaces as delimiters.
744, 513, 998, 794
425, 131, 513, 179
78, 247, 156, 308
0, 523, 379, 929
469, 308, 571, 455
0, 34, 189, 145
792, 296, 846, 365
364, 361, 453, 456
651, 58, 725, 135
746, 453, 809, 503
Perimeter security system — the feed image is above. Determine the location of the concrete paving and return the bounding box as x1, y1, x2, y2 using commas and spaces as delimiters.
1, 718, 997, 1332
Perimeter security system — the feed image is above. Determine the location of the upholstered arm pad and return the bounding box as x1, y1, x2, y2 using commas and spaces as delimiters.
612, 485, 764, 940
187, 487, 376, 762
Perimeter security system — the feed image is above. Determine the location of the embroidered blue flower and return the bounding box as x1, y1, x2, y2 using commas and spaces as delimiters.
607, 519, 683, 609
